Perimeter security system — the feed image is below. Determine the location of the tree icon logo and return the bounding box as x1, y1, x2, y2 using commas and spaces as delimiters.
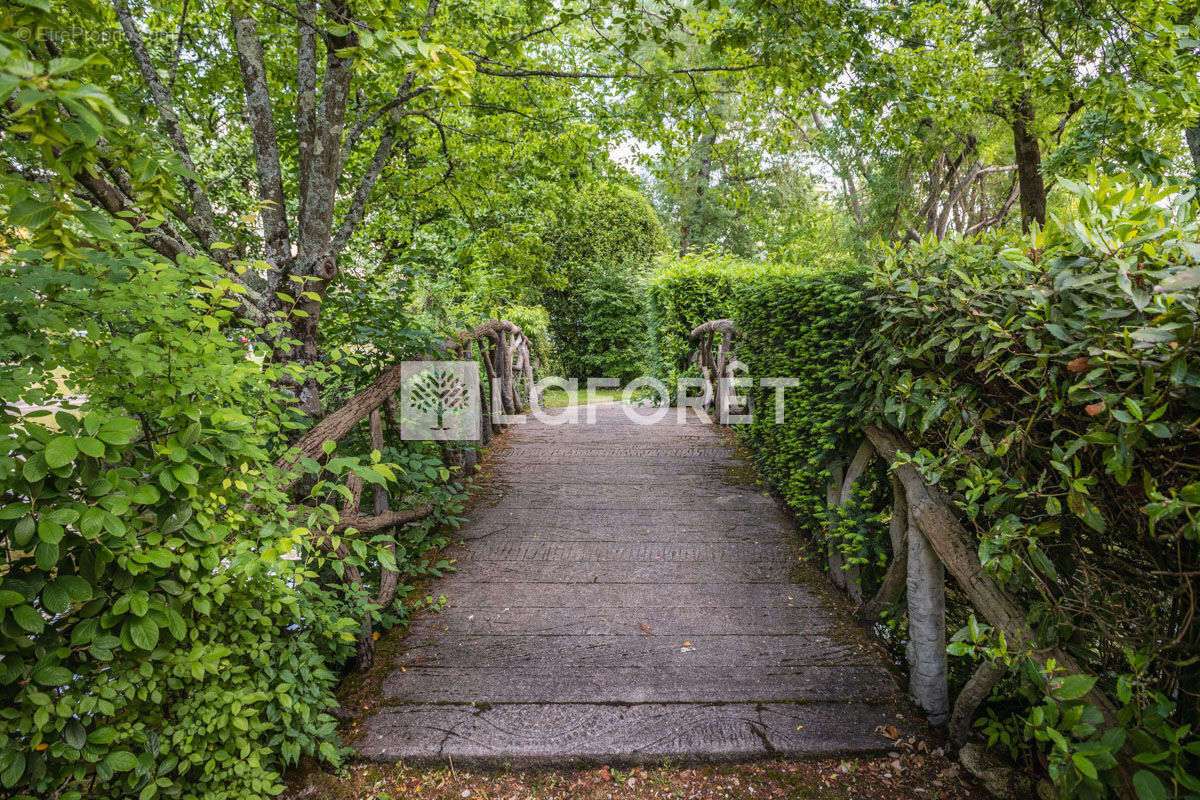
400, 361, 481, 441
409, 367, 468, 430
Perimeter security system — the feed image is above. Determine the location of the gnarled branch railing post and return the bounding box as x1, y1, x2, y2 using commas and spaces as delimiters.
688, 319, 740, 418
272, 318, 534, 670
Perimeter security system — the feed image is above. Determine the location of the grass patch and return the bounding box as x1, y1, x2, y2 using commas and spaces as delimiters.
537, 386, 625, 408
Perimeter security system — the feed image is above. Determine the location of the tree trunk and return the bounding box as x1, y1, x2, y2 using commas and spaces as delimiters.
1187, 126, 1200, 181
679, 130, 716, 256
1011, 91, 1046, 232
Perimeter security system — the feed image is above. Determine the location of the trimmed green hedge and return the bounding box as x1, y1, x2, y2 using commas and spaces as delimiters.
645, 253, 761, 388
731, 267, 871, 524
645, 255, 870, 526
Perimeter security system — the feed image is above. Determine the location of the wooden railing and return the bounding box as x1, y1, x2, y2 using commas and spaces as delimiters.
274, 319, 535, 669
688, 320, 1118, 748
688, 318, 740, 417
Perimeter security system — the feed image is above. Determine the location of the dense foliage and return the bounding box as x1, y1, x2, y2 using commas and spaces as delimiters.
543, 183, 666, 382
650, 175, 1200, 796
0, 245, 370, 798
5, 0, 1200, 795
0, 15, 460, 798
857, 177, 1200, 797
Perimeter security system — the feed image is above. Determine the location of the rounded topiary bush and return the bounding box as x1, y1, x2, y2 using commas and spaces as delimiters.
543, 183, 666, 383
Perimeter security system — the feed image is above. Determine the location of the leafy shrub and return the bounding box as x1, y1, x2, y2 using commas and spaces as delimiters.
730, 266, 871, 524
0, 43, 461, 797
857, 175, 1200, 797
543, 183, 666, 382
0, 249, 370, 799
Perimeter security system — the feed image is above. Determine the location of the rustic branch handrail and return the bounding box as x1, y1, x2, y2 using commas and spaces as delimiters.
274, 317, 534, 669
688, 319, 740, 415
276, 319, 533, 485
685, 319, 1121, 764
688, 318, 736, 340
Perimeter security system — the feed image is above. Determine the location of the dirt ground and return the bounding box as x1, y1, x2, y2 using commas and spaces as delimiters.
288, 734, 983, 800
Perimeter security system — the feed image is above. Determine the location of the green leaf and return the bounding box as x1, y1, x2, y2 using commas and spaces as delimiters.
12, 604, 45, 633
88, 726, 118, 745
129, 591, 149, 617
37, 519, 64, 544
97, 417, 138, 445
103, 751, 138, 772
1044, 324, 1071, 342
35, 540, 59, 571
0, 750, 25, 788
1133, 770, 1168, 800
1053, 674, 1097, 701
127, 615, 159, 651
64, 719, 87, 749
41, 581, 69, 614
44, 436, 78, 469
129, 485, 160, 505
58, 575, 93, 602
171, 464, 199, 485
21, 454, 47, 483
1072, 752, 1098, 780
33, 665, 73, 686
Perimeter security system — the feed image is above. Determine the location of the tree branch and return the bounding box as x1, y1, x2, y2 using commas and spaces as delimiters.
331, 125, 398, 255
232, 11, 294, 283
112, 0, 226, 265
75, 165, 194, 261
470, 57, 761, 80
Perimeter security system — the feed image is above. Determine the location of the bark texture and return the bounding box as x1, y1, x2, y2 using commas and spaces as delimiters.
857, 474, 908, 622
950, 660, 1004, 746
905, 501, 949, 725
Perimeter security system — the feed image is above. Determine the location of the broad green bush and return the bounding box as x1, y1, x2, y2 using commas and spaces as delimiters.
543, 183, 666, 382
858, 176, 1200, 797
0, 38, 459, 798
0, 250, 368, 799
